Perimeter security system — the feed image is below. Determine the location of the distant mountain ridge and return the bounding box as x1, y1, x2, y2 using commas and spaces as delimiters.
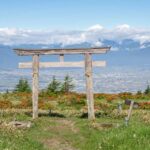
0, 39, 150, 69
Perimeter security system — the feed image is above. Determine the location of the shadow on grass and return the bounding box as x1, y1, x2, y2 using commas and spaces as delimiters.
79, 112, 109, 119
39, 112, 66, 118
24, 111, 66, 118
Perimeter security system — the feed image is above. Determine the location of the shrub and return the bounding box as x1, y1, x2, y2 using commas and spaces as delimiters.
94, 93, 106, 100
57, 93, 85, 107
140, 111, 150, 124
0, 100, 12, 109
39, 89, 48, 97
137, 90, 142, 95
95, 101, 111, 111
44, 102, 55, 113
105, 94, 118, 103
39, 100, 55, 114
134, 90, 143, 99
118, 92, 133, 99
18, 98, 32, 108
139, 101, 150, 109
14, 79, 31, 93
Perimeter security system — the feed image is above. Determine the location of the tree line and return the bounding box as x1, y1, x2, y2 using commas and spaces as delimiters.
14, 75, 75, 94
9, 76, 150, 95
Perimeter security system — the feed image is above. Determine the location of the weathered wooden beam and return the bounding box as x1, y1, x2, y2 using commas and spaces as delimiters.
59, 54, 64, 62
14, 47, 111, 56
19, 61, 106, 68
32, 55, 39, 119
85, 53, 95, 120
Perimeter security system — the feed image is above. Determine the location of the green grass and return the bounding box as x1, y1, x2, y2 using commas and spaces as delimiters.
0, 92, 150, 149
0, 110, 150, 150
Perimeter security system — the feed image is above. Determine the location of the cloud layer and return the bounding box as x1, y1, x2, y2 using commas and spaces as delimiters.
0, 24, 150, 47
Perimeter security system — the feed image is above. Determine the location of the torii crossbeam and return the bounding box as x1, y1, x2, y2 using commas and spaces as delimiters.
14, 47, 110, 120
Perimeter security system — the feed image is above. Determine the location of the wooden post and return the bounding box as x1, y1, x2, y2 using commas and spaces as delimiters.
85, 53, 95, 120
117, 102, 122, 115
59, 54, 64, 62
32, 54, 39, 119
125, 101, 134, 126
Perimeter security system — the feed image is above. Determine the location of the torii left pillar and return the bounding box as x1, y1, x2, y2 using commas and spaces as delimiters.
32, 54, 39, 119
85, 53, 95, 120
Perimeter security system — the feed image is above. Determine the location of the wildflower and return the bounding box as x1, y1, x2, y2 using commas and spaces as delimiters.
133, 134, 136, 138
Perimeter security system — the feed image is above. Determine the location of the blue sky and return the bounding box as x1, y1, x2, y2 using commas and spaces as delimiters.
0, 0, 150, 30
0, 0, 150, 46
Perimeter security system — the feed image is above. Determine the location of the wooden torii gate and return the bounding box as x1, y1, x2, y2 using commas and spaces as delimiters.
14, 47, 110, 120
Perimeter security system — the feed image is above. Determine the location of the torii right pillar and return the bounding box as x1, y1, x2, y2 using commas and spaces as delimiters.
85, 53, 95, 120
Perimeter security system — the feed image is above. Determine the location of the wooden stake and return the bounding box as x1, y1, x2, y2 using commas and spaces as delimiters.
32, 55, 39, 119
85, 53, 95, 120
125, 101, 134, 126
117, 102, 122, 115
127, 101, 134, 120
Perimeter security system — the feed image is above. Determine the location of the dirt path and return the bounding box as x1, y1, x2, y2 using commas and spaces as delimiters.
42, 119, 79, 150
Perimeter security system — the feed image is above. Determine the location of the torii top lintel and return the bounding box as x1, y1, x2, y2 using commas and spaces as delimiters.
14, 47, 111, 56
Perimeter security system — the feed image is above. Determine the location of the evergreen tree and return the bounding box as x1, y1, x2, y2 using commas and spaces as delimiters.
14, 79, 31, 93
61, 75, 75, 93
47, 76, 61, 94
144, 85, 150, 95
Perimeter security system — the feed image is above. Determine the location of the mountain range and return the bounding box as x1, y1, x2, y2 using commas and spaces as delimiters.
0, 39, 150, 69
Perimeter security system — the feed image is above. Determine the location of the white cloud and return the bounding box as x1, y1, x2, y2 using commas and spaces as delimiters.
115, 24, 130, 31
87, 24, 104, 31
0, 28, 17, 36
0, 24, 150, 46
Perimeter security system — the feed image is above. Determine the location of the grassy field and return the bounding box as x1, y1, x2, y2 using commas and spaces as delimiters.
0, 92, 150, 150
0, 109, 150, 150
